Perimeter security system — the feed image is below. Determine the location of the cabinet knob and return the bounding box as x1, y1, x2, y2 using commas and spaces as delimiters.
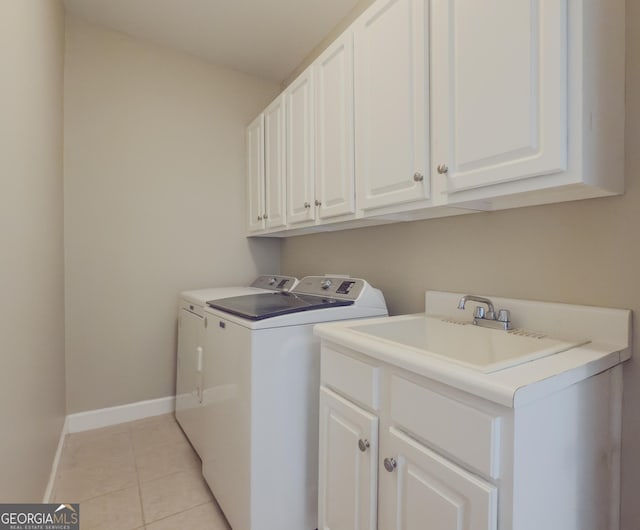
304, 202, 311, 209
257, 215, 263, 221
358, 439, 370, 452
383, 457, 397, 472
437, 163, 449, 174
315, 199, 322, 207
263, 213, 268, 220
413, 172, 424, 182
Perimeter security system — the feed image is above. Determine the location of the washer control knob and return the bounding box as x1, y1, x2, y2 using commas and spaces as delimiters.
268, 277, 277, 285
383, 457, 397, 472
320, 279, 332, 290
358, 439, 370, 452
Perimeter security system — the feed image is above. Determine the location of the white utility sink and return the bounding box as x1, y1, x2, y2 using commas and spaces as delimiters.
350, 316, 588, 373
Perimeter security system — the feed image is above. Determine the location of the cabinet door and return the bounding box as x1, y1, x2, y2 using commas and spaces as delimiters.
354, 0, 429, 210
431, 0, 568, 193
315, 31, 356, 220
319, 387, 378, 530
246, 114, 265, 233
264, 95, 287, 229
286, 67, 316, 225
175, 308, 205, 455
379, 427, 497, 530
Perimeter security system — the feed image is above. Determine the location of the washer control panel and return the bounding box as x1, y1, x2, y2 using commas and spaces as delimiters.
250, 275, 298, 291
292, 276, 364, 300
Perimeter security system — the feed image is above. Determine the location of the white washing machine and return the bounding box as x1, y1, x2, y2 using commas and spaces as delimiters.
201, 276, 388, 530
175, 275, 298, 456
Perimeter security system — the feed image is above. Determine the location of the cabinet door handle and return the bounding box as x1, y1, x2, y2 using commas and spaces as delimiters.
257, 215, 263, 221
383, 457, 397, 472
437, 163, 449, 174
304, 202, 311, 209
263, 213, 268, 219
315, 199, 322, 207
358, 439, 370, 452
413, 172, 424, 182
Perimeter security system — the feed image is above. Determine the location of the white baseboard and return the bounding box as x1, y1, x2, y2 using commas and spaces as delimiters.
43, 416, 69, 503
67, 395, 175, 434
42, 396, 175, 501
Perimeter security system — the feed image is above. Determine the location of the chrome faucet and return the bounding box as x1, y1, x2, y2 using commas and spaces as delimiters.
457, 295, 512, 330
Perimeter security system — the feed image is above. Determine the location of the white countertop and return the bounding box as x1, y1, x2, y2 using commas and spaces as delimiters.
314, 290, 631, 408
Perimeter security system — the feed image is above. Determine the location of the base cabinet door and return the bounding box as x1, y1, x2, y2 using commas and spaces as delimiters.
379, 427, 498, 530
319, 387, 378, 530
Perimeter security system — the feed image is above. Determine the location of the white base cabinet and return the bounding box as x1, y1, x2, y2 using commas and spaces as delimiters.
318, 344, 624, 530
382, 427, 497, 530
319, 388, 378, 530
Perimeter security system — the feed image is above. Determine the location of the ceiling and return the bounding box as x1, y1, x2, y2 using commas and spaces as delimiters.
63, 0, 360, 82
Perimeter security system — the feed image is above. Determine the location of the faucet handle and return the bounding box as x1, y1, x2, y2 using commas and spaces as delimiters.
497, 309, 511, 323
473, 306, 485, 319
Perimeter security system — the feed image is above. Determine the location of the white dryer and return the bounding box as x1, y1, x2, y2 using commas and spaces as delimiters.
201, 276, 388, 530
175, 275, 298, 456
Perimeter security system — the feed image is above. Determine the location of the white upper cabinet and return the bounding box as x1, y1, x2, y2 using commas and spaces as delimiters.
264, 95, 287, 229
431, 0, 568, 194
286, 67, 316, 225
245, 0, 624, 236
246, 114, 265, 233
354, 0, 430, 211
315, 31, 356, 220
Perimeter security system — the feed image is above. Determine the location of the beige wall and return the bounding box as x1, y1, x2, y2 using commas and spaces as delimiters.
0, 1, 66, 501
281, 1, 640, 528
64, 16, 281, 413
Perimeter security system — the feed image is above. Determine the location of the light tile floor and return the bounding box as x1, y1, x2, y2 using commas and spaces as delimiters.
52, 414, 231, 530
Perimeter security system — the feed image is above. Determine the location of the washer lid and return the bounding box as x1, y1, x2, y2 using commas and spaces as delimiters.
206, 291, 354, 321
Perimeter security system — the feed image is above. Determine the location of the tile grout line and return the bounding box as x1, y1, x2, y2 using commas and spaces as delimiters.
130, 420, 148, 529
56, 415, 215, 528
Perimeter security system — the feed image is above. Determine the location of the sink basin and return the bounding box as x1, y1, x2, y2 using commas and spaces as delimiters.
350, 316, 588, 373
